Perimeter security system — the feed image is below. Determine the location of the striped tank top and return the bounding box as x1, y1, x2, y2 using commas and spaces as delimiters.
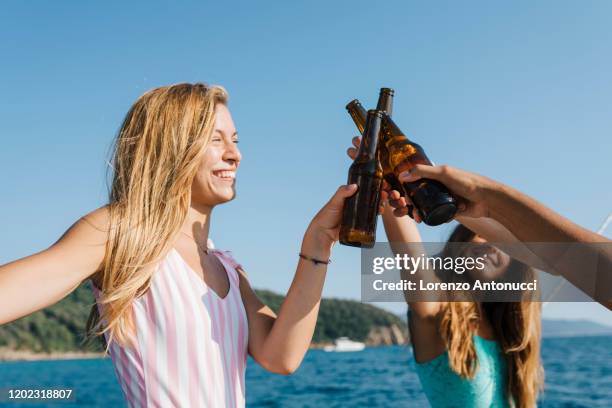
92, 242, 249, 408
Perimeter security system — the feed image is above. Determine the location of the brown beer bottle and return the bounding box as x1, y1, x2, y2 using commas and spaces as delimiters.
340, 110, 384, 248
346, 96, 403, 194
381, 113, 457, 226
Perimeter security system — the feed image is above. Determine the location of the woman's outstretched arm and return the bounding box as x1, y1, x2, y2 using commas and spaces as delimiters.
0, 207, 108, 324
397, 165, 612, 310
237, 185, 359, 375
456, 216, 554, 272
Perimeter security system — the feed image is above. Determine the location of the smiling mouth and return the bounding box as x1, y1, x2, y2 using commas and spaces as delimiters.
481, 253, 501, 267
212, 170, 236, 181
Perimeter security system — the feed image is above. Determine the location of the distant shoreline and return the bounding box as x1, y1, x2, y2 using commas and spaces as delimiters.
0, 342, 380, 362
0, 349, 107, 362
2, 333, 611, 362
0, 344, 348, 362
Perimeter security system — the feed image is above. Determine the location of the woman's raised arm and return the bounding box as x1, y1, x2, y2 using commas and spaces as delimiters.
237, 185, 357, 375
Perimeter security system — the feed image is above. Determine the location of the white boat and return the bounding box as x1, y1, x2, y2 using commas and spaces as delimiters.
323, 337, 366, 352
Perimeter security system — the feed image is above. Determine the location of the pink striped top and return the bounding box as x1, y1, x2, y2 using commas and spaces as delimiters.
92, 243, 249, 408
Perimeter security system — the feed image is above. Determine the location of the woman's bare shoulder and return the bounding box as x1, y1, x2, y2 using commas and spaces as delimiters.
46, 206, 112, 283
54, 205, 111, 247
80, 205, 112, 232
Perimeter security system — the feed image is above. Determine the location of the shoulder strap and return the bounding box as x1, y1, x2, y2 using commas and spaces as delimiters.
213, 249, 243, 285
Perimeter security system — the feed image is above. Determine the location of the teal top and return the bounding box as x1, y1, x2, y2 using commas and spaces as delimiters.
414, 336, 510, 408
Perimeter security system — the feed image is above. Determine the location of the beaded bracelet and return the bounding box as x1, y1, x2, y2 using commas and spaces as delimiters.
299, 253, 331, 266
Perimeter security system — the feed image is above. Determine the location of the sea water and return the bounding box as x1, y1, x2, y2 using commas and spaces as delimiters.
0, 336, 610, 407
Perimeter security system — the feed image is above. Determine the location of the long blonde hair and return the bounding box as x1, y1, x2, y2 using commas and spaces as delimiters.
87, 83, 228, 349
438, 225, 544, 408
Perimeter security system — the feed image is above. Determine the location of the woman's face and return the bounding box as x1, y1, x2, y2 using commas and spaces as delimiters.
191, 103, 241, 208
464, 235, 511, 281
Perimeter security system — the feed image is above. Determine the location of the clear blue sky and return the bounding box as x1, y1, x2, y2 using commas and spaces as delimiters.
1, 1, 611, 325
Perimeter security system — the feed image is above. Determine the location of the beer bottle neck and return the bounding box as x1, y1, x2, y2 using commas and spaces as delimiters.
382, 113, 410, 142
358, 110, 383, 160
346, 99, 367, 134
376, 88, 394, 116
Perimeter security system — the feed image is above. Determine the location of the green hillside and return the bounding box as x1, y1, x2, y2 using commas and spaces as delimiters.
0, 283, 407, 354
256, 289, 406, 343
0, 282, 100, 353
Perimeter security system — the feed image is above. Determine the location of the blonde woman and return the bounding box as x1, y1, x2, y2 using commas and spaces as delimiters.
388, 165, 610, 407
347, 141, 546, 407
406, 223, 543, 408
0, 83, 362, 407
